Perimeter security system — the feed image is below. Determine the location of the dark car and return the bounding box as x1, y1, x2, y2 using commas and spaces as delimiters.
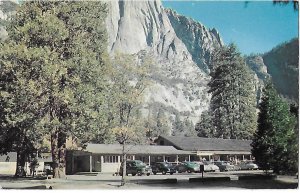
119, 160, 152, 176
176, 161, 200, 173
213, 161, 235, 172
151, 162, 176, 175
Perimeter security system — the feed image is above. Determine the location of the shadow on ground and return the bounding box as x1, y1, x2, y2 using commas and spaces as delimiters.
137, 179, 298, 189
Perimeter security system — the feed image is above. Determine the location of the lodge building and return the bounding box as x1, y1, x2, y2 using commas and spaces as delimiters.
66, 135, 253, 174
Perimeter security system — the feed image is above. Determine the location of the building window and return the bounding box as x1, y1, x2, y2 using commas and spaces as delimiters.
103, 155, 118, 163
120, 155, 134, 162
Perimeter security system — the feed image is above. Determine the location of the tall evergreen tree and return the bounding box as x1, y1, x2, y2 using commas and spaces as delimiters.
208, 44, 257, 139
0, 1, 109, 178
156, 108, 170, 136
195, 110, 214, 138
171, 113, 184, 136
251, 81, 298, 174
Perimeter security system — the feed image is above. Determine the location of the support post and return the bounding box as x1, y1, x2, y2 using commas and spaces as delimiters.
163, 155, 165, 162
148, 155, 151, 166
188, 155, 190, 162
100, 156, 104, 172
176, 155, 179, 165
89, 155, 92, 172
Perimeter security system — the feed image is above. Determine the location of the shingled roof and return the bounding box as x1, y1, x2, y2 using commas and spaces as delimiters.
86, 144, 193, 155
158, 135, 252, 152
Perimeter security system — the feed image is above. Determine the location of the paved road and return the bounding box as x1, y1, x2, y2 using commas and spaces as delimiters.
0, 170, 298, 189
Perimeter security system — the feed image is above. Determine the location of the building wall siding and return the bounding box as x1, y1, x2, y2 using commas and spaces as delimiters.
0, 162, 16, 175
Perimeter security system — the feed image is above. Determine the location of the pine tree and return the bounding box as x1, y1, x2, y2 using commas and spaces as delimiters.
183, 118, 196, 137
156, 108, 170, 136
171, 113, 184, 136
251, 81, 298, 174
195, 110, 214, 137
208, 44, 257, 139
0, 1, 109, 178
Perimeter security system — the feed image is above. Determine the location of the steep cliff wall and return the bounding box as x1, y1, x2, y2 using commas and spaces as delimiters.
263, 38, 299, 102
166, 8, 223, 72
105, 0, 223, 123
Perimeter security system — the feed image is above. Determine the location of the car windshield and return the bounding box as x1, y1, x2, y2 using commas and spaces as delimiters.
187, 162, 198, 166
135, 161, 145, 166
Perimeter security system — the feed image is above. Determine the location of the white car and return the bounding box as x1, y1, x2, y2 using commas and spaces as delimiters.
192, 161, 220, 172
238, 161, 259, 170
203, 161, 220, 172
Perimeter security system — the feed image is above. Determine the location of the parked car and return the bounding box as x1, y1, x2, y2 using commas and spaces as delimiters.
151, 162, 176, 175
203, 161, 220, 172
238, 161, 259, 170
176, 161, 200, 173
119, 160, 152, 176
213, 161, 235, 172
192, 161, 220, 172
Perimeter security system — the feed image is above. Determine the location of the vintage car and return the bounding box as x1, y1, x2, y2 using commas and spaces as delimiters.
238, 161, 259, 170
151, 162, 176, 175
213, 161, 235, 172
176, 161, 200, 173
119, 160, 152, 176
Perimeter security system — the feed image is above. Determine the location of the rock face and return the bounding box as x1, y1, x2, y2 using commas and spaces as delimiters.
0, 1, 17, 40
262, 38, 299, 102
245, 55, 270, 104
245, 38, 299, 104
246, 55, 269, 81
166, 9, 223, 72
106, 0, 223, 124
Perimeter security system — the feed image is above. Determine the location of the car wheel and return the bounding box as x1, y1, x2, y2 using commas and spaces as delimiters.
187, 170, 192, 173
147, 173, 150, 176
153, 172, 157, 175
132, 173, 136, 176
162, 171, 167, 175
170, 172, 173, 175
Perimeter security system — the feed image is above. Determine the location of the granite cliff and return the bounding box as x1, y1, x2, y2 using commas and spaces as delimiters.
106, 0, 223, 124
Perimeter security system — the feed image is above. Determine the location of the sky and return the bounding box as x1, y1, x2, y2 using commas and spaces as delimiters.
162, 0, 299, 55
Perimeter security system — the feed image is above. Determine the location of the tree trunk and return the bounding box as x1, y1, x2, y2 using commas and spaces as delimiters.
15, 150, 26, 177
15, 133, 27, 178
51, 130, 66, 178
58, 131, 66, 178
121, 141, 126, 186
51, 130, 59, 178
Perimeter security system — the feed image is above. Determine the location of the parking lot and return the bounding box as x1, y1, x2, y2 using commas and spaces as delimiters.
0, 170, 298, 189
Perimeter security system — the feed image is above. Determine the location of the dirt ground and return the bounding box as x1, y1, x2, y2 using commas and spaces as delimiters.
0, 170, 298, 189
